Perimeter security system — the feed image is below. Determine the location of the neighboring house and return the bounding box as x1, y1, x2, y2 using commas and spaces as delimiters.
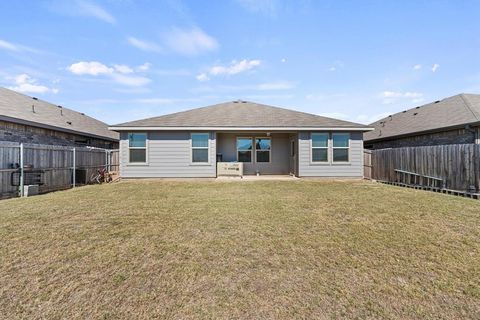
364, 94, 480, 149
109, 100, 372, 178
0, 87, 118, 148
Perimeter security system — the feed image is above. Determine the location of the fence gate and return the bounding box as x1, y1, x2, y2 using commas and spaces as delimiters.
363, 149, 372, 180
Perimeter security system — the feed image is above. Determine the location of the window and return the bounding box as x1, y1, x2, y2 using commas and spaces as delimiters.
128, 133, 147, 163
255, 137, 271, 162
191, 133, 209, 163
332, 133, 350, 162
237, 137, 252, 162
311, 133, 329, 162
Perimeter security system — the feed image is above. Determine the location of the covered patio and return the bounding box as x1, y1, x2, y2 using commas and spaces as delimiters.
216, 132, 298, 176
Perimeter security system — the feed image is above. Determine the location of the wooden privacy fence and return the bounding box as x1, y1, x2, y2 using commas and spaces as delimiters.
0, 141, 119, 199
368, 144, 480, 192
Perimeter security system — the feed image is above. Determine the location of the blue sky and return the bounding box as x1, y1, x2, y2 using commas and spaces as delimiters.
1, 0, 480, 125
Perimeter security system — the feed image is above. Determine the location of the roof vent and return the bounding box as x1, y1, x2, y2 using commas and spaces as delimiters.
80, 112, 85, 115
402, 110, 407, 113
415, 106, 420, 109
388, 115, 392, 120
434, 100, 440, 103
241, 100, 247, 103
31, 105, 35, 113
413, 112, 418, 116
233, 100, 239, 103
66, 121, 72, 125
57, 105, 62, 108
32, 97, 38, 100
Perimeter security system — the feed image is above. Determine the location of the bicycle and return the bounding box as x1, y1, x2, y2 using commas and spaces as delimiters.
89, 168, 112, 184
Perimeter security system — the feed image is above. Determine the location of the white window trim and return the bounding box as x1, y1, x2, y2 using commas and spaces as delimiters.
255, 137, 272, 163
190, 132, 210, 165
127, 132, 148, 166
236, 136, 253, 163
310, 132, 330, 164
332, 133, 351, 164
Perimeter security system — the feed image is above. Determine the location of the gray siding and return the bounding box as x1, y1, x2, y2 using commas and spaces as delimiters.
298, 131, 363, 178
217, 132, 291, 175
119, 131, 216, 178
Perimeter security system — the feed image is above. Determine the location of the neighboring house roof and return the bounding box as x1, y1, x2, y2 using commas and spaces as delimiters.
0, 87, 118, 141
110, 100, 371, 131
364, 93, 480, 142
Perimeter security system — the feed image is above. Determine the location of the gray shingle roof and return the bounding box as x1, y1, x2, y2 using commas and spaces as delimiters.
112, 100, 369, 129
364, 94, 480, 142
0, 87, 118, 141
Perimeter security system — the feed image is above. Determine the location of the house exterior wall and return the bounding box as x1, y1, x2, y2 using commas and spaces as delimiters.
119, 130, 366, 178
365, 127, 478, 149
0, 120, 118, 149
119, 131, 217, 178
297, 131, 364, 178
216, 132, 291, 175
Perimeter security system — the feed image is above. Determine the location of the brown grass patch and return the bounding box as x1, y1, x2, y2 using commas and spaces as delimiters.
0, 180, 479, 319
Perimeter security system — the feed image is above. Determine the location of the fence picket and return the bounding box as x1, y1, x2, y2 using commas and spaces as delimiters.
369, 144, 480, 192
0, 141, 119, 199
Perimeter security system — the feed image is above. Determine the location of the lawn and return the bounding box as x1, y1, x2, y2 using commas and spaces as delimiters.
0, 180, 479, 319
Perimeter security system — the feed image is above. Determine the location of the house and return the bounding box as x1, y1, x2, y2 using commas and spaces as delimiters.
109, 100, 373, 178
0, 87, 118, 148
364, 94, 480, 149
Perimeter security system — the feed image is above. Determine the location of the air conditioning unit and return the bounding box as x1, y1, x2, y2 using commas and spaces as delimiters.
217, 162, 243, 177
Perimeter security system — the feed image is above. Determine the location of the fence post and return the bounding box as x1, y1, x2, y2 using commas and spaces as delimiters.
19, 143, 24, 197
105, 149, 108, 172
72, 148, 76, 188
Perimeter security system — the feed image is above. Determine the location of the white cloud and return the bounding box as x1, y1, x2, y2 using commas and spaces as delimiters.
76, 0, 116, 24
196, 73, 209, 82
67, 61, 151, 86
0, 39, 19, 51
0, 39, 39, 53
111, 73, 151, 87
114, 64, 134, 74
136, 62, 151, 72
328, 60, 344, 72
197, 59, 261, 81
127, 37, 163, 53
431, 63, 440, 72
211, 59, 261, 75
163, 27, 218, 55
235, 0, 277, 16
281, 58, 286, 63
382, 91, 423, 99
381, 91, 424, 104
413, 64, 422, 70
8, 74, 58, 94
257, 81, 294, 90
68, 61, 113, 75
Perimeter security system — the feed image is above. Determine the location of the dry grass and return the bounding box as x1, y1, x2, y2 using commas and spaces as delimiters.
0, 180, 479, 319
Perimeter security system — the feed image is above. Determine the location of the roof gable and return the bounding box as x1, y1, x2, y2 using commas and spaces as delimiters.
364, 93, 480, 142
113, 100, 368, 129
0, 87, 118, 141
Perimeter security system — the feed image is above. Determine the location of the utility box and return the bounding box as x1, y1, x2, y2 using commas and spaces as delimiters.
23, 185, 39, 197
217, 162, 243, 177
